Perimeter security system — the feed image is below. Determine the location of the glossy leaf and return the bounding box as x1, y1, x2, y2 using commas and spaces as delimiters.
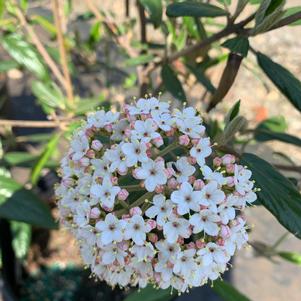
31, 133, 61, 185
222, 37, 249, 57
278, 251, 301, 266
241, 153, 301, 239
282, 7, 301, 26
0, 176, 57, 228
224, 100, 241, 125
161, 64, 186, 101
213, 280, 251, 301
1, 34, 49, 80
166, 2, 228, 18
124, 285, 175, 301
257, 52, 301, 113
139, 0, 162, 28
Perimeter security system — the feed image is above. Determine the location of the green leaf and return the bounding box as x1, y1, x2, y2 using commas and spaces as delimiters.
255, 116, 287, 132
282, 6, 301, 26
277, 251, 301, 266
161, 64, 186, 101
187, 64, 216, 93
222, 37, 249, 57
257, 52, 301, 113
0, 176, 57, 228
225, 100, 241, 125
11, 221, 31, 259
0, 60, 19, 72
241, 153, 301, 239
0, 0, 5, 17
124, 285, 175, 301
213, 279, 251, 301
220, 115, 247, 144
30, 15, 56, 36
88, 21, 102, 46
166, 2, 228, 18
139, 0, 162, 28
75, 95, 105, 115
1, 34, 49, 80
125, 54, 155, 67
32, 80, 66, 112
31, 133, 61, 185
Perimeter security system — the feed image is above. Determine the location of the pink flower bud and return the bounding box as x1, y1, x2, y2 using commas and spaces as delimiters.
124, 128, 132, 137
79, 157, 89, 167
117, 241, 129, 251
85, 127, 94, 137
104, 124, 113, 132
153, 136, 164, 147
166, 261, 174, 269
193, 179, 205, 190
155, 185, 164, 193
155, 156, 164, 163
222, 154, 236, 165
117, 168, 128, 176
148, 233, 158, 243
226, 164, 235, 174
187, 156, 197, 165
220, 225, 231, 239
122, 214, 131, 220
86, 149, 95, 159
91, 140, 103, 151
177, 237, 185, 245
226, 176, 235, 187
217, 238, 225, 246
179, 134, 190, 146
147, 219, 157, 230
146, 149, 152, 157
191, 138, 200, 146
130, 206, 142, 216
141, 114, 149, 120
195, 240, 206, 249
154, 273, 161, 283
213, 157, 222, 167
111, 176, 118, 185
157, 224, 163, 231
187, 242, 196, 249
90, 207, 101, 219
167, 178, 178, 190
132, 169, 139, 179
118, 189, 129, 201
166, 128, 175, 137
102, 205, 113, 212
62, 177, 74, 187
165, 167, 175, 179
188, 175, 196, 184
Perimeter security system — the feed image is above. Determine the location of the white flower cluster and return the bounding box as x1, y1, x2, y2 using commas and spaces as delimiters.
56, 97, 257, 292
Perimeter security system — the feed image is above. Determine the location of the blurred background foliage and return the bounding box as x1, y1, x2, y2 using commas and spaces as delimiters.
0, 0, 301, 300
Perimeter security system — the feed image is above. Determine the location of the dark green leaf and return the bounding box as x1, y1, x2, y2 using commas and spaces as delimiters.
124, 285, 175, 301
225, 100, 241, 124
0, 176, 57, 228
222, 37, 249, 57
277, 251, 301, 265
241, 153, 301, 239
125, 54, 155, 67
282, 7, 301, 26
187, 64, 216, 93
255, 129, 301, 147
161, 64, 186, 101
31, 133, 61, 185
0, 60, 19, 73
1, 34, 49, 80
257, 52, 301, 113
139, 0, 162, 28
213, 279, 251, 301
166, 2, 228, 18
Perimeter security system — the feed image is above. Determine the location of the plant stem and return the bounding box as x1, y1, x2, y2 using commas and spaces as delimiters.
52, 0, 74, 106
120, 184, 142, 192
0, 119, 70, 128
130, 191, 154, 208
156, 141, 179, 158
272, 232, 290, 250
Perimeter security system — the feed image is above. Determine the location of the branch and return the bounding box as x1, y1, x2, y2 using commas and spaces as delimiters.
52, 0, 74, 106
0, 119, 70, 128
11, 0, 67, 89
269, 11, 301, 31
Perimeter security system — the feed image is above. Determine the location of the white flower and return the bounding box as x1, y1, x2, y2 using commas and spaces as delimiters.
106, 146, 128, 174
70, 132, 89, 160
91, 157, 114, 179
73, 201, 91, 227
90, 177, 121, 208
169, 157, 195, 183
178, 119, 206, 139
155, 259, 174, 281
189, 210, 220, 236
234, 164, 254, 195
199, 181, 225, 209
197, 242, 227, 266
171, 182, 202, 215
121, 140, 149, 167
150, 98, 170, 115
174, 107, 201, 126
124, 215, 150, 245
128, 98, 153, 115
132, 119, 160, 143
163, 215, 190, 243
217, 200, 236, 224
173, 249, 196, 275
135, 159, 167, 192
190, 138, 212, 166
130, 244, 155, 262
101, 243, 127, 265
111, 119, 129, 141
145, 194, 173, 226
155, 240, 181, 262
95, 213, 125, 245
201, 165, 226, 186
152, 112, 173, 131
87, 110, 119, 128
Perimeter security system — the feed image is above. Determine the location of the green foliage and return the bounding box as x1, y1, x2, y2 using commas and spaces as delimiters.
139, 0, 162, 28
124, 285, 175, 301
213, 280, 251, 301
257, 52, 301, 112
166, 2, 228, 18
11, 221, 31, 259
224, 100, 241, 125
277, 251, 301, 266
283, 7, 301, 26
241, 153, 301, 239
222, 37, 249, 57
0, 176, 57, 228
0, 60, 19, 72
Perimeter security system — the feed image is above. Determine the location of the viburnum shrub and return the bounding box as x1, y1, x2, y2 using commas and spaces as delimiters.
55, 97, 257, 292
